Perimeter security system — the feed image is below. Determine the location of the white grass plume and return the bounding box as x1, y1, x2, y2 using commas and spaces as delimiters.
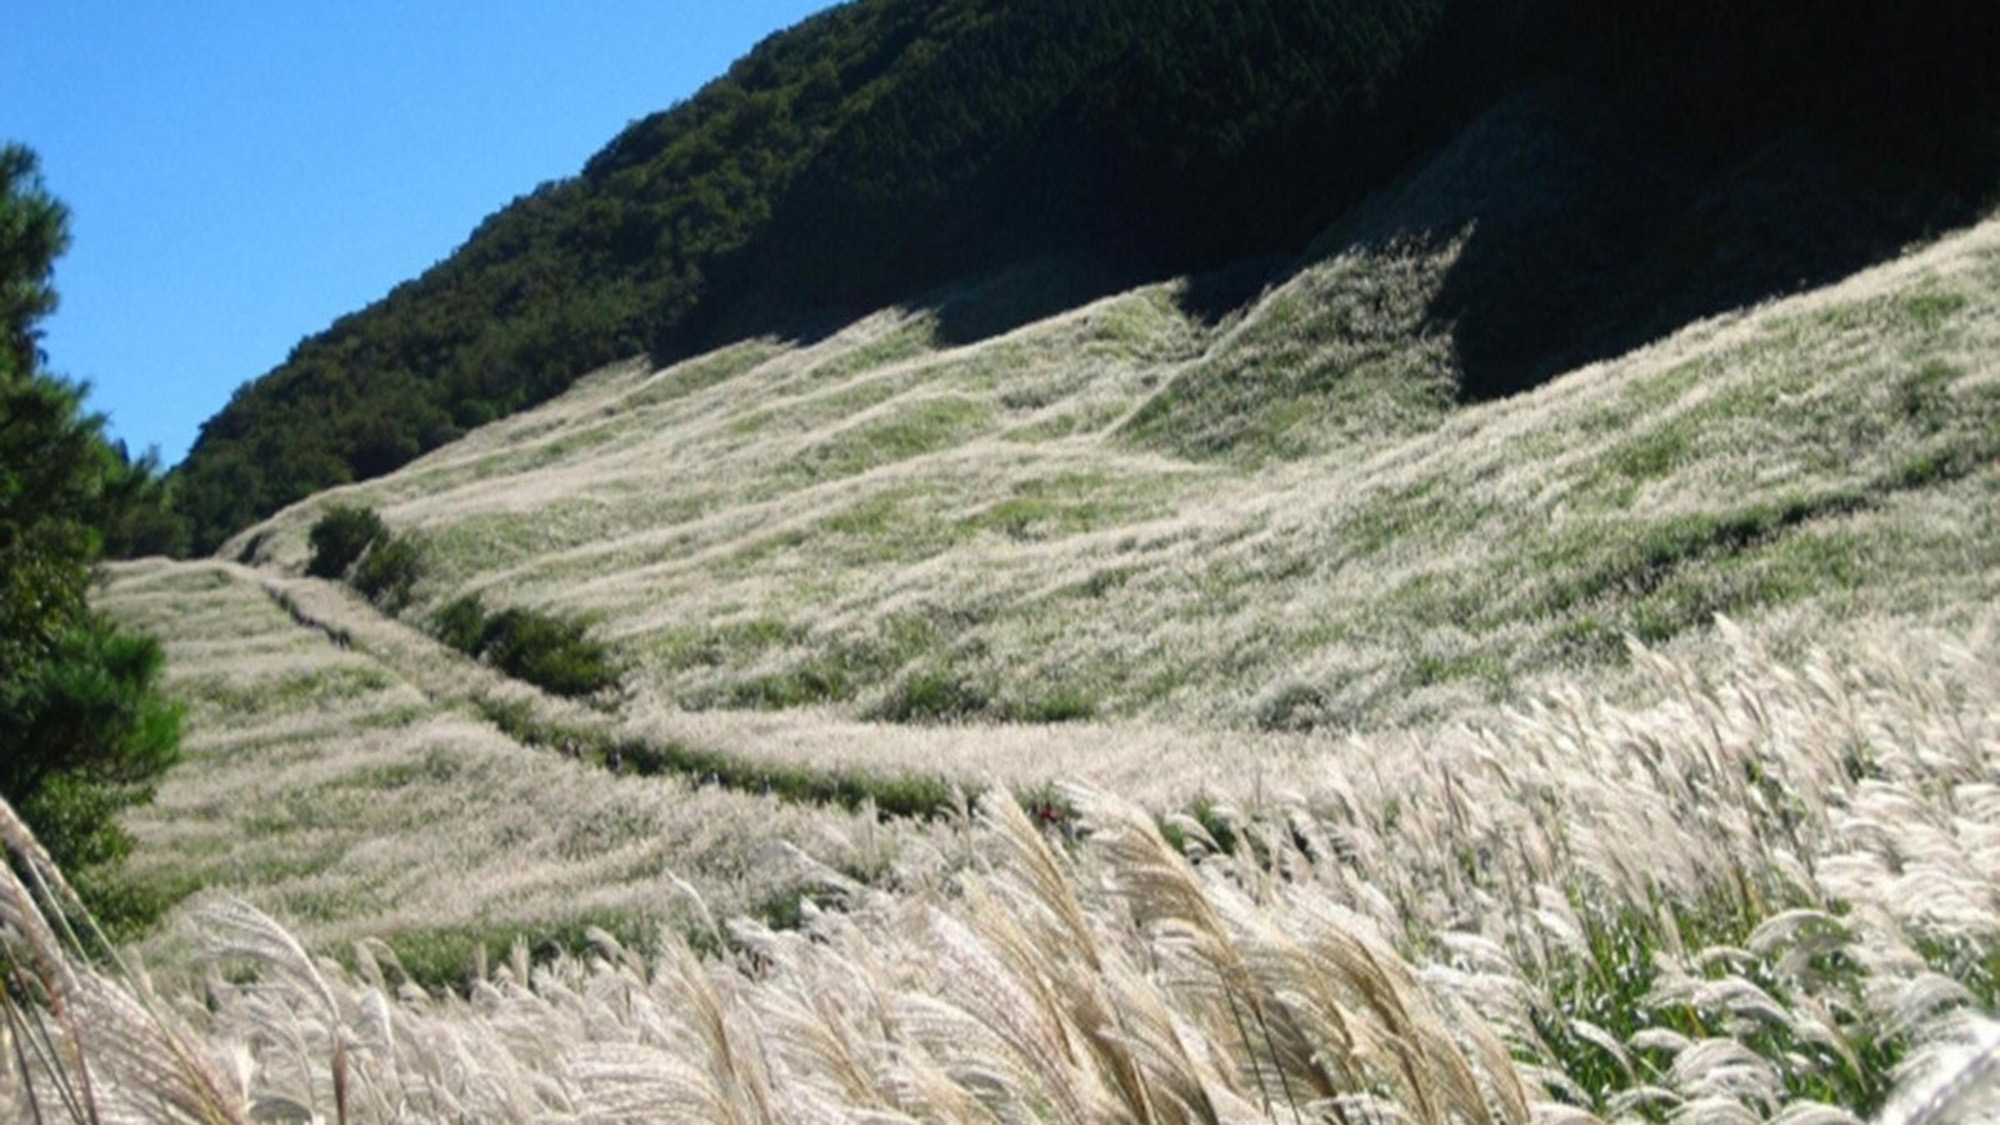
1877, 1017, 2000, 1125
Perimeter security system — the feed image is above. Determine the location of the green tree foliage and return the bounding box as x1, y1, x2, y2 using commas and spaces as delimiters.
95, 440, 191, 559
0, 624, 181, 870
0, 142, 183, 884
303, 504, 425, 612
429, 594, 623, 699
350, 533, 424, 613
478, 607, 622, 699
305, 504, 390, 579
0, 147, 67, 377
430, 593, 488, 655
170, 0, 2000, 551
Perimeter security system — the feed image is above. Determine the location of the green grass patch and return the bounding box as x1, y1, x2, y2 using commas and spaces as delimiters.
804, 321, 937, 382
867, 665, 991, 724
1618, 355, 1709, 415
1337, 478, 1453, 560
1000, 686, 1098, 724
74, 865, 208, 944
681, 611, 965, 711
958, 471, 1175, 543
345, 745, 465, 792
1086, 290, 1195, 359
184, 664, 397, 718
518, 424, 623, 471
623, 342, 777, 410
1384, 570, 1488, 630
819, 491, 905, 537
1895, 360, 1963, 433
1405, 647, 1507, 690
716, 655, 857, 709
654, 617, 802, 673
1588, 425, 1695, 502
1902, 287, 1970, 331
372, 911, 660, 994
809, 489, 967, 565
1533, 491, 1873, 619
474, 697, 963, 821
745, 378, 908, 439
1119, 247, 1454, 462
794, 396, 992, 481
1536, 889, 1906, 1117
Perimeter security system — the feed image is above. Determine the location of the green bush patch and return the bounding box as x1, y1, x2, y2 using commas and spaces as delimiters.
306, 505, 390, 579
431, 595, 624, 699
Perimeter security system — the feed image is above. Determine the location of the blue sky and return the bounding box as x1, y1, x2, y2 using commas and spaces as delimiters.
3, 1, 834, 466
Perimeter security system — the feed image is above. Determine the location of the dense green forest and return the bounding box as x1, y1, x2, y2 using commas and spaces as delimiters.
170, 0, 2000, 553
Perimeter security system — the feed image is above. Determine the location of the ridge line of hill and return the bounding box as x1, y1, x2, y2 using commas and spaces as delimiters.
165, 0, 2000, 553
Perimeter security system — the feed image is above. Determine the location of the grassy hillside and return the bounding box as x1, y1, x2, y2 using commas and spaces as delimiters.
54, 205, 2000, 1123
77, 502, 2000, 1123
94, 557, 949, 980
215, 210, 2000, 739
30, 5, 2000, 1116
168, 0, 2000, 552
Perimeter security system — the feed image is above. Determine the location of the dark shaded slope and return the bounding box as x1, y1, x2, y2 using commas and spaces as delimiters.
707, 0, 1501, 315
1125, 0, 2000, 456
1349, 86, 1999, 404
1412, 0, 2000, 401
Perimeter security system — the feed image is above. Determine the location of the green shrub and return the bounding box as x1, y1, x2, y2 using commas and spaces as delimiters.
869, 666, 989, 724
433, 597, 622, 699
432, 594, 488, 655
351, 534, 425, 613
1003, 687, 1097, 724
481, 607, 623, 699
1254, 681, 1331, 732
306, 505, 389, 579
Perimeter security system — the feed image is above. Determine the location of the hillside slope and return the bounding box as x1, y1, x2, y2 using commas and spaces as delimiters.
84, 216, 2000, 1121
219, 204, 2000, 738
95, 557, 935, 976
170, 0, 2000, 551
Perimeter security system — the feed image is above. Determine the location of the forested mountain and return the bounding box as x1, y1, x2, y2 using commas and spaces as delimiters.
171, 0, 2000, 553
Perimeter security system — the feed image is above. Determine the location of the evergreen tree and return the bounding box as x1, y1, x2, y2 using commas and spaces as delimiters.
0, 142, 182, 887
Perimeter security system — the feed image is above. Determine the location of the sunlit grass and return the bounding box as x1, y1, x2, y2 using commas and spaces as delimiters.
45, 210, 2000, 1124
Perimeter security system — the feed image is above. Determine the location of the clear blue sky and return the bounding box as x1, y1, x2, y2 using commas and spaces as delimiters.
3, 1, 834, 466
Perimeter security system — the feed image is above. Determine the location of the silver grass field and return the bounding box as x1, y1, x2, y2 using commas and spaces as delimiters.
6, 213, 2000, 1119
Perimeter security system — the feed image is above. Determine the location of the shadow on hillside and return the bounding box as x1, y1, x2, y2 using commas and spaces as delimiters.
1334, 85, 2000, 403
702, 251, 1290, 356
1170, 254, 1296, 328
923, 252, 1295, 346
920, 249, 1298, 347
926, 256, 1140, 347
685, 84, 1999, 397
1447, 130, 1998, 401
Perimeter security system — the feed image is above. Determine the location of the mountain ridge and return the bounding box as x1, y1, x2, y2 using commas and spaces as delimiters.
170, 0, 2000, 551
